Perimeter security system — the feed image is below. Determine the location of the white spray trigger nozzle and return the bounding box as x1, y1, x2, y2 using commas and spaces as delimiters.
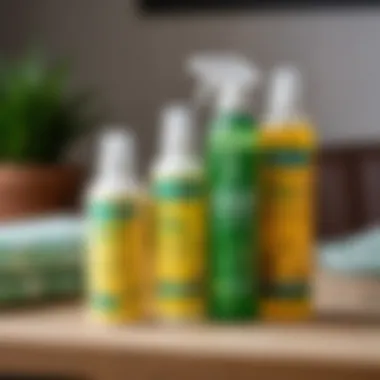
187, 53, 260, 112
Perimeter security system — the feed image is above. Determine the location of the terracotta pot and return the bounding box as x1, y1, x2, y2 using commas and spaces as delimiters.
0, 165, 84, 221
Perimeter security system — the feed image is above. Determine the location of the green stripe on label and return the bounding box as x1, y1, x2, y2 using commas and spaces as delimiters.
158, 282, 202, 299
90, 201, 135, 220
91, 294, 122, 311
214, 113, 255, 130
263, 149, 312, 166
262, 282, 309, 300
154, 179, 204, 200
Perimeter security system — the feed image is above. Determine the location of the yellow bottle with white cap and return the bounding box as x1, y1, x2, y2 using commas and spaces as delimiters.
260, 67, 316, 321
152, 104, 205, 323
86, 129, 143, 324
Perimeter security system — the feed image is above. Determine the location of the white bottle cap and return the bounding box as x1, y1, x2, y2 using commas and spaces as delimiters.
97, 127, 135, 181
159, 103, 194, 158
265, 65, 303, 124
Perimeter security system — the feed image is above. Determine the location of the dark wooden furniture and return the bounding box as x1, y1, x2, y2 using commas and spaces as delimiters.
319, 143, 380, 238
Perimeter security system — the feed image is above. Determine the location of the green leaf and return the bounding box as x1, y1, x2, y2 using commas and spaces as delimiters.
0, 50, 98, 163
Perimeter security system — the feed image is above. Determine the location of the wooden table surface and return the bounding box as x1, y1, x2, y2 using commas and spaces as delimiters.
0, 304, 379, 380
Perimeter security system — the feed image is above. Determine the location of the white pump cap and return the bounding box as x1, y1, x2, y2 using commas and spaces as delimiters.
188, 53, 260, 112
159, 103, 195, 158
97, 128, 135, 181
265, 65, 303, 124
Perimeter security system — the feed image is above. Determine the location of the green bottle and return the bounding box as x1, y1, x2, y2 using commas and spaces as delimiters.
207, 112, 260, 321
189, 54, 261, 321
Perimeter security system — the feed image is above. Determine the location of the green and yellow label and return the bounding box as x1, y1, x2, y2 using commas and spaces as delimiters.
261, 148, 314, 303
87, 197, 142, 323
154, 176, 205, 321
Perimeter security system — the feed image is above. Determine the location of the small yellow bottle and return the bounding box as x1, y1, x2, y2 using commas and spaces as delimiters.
86, 129, 143, 324
152, 104, 205, 323
260, 67, 316, 321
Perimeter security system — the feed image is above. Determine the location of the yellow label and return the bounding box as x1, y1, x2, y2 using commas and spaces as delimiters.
260, 127, 315, 320
262, 164, 313, 283
87, 197, 142, 324
154, 177, 205, 321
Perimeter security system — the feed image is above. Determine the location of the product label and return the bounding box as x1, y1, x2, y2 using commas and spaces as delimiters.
154, 177, 205, 321
208, 124, 259, 319
261, 148, 314, 301
87, 197, 141, 322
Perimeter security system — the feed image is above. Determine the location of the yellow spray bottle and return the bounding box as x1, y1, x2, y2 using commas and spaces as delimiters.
260, 67, 316, 321
86, 129, 143, 324
152, 104, 205, 323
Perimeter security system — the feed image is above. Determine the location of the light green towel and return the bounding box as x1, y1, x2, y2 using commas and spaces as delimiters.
320, 226, 380, 276
0, 214, 84, 305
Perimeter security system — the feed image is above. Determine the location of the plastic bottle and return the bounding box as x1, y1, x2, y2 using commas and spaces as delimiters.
152, 104, 206, 323
189, 54, 261, 321
260, 66, 316, 321
86, 128, 143, 324
139, 185, 155, 320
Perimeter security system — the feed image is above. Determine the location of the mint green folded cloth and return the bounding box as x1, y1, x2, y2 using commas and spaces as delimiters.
0, 214, 84, 306
320, 225, 380, 276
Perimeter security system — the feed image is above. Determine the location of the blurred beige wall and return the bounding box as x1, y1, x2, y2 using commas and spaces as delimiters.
1, 1, 380, 171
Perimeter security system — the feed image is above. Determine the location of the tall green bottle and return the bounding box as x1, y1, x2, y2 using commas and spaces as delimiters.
207, 112, 260, 321
188, 54, 261, 321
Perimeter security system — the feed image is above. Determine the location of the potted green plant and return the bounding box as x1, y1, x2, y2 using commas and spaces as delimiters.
0, 52, 94, 220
